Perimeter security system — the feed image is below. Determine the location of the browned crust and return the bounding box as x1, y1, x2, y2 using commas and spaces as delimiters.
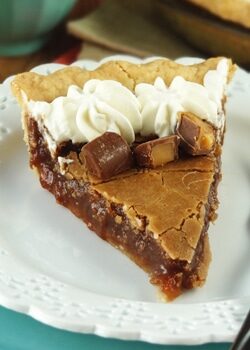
94, 164, 215, 262
11, 57, 236, 106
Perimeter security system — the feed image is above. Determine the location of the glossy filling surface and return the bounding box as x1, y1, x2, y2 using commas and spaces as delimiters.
28, 118, 219, 300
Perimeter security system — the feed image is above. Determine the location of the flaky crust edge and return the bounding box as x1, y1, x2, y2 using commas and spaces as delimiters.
11, 57, 236, 106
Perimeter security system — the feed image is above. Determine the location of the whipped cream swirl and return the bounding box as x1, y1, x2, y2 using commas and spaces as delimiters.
29, 79, 141, 146
135, 58, 228, 138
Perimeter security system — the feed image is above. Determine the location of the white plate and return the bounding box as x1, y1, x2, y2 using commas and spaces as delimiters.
0, 56, 249, 345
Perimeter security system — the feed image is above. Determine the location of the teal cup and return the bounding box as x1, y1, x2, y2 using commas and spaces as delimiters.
0, 0, 76, 56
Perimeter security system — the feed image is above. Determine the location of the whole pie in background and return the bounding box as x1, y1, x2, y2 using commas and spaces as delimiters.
156, 0, 250, 66
11, 57, 235, 300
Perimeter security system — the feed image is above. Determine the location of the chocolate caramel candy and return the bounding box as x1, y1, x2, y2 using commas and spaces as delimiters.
135, 135, 179, 168
80, 132, 133, 180
176, 113, 215, 156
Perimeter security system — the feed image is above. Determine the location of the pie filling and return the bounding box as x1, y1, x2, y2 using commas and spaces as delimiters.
28, 117, 219, 299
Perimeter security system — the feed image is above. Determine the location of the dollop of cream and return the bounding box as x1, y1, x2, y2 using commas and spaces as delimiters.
29, 79, 142, 145
135, 58, 228, 138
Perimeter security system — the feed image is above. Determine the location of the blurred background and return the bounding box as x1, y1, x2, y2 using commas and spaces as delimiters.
0, 0, 249, 82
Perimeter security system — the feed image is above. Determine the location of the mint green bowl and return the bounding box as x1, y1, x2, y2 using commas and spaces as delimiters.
0, 0, 76, 56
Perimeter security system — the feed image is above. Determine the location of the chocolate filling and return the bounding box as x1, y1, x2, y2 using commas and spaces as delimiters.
28, 118, 220, 299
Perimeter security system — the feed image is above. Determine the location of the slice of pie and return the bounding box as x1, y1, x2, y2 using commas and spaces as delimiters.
12, 57, 235, 300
